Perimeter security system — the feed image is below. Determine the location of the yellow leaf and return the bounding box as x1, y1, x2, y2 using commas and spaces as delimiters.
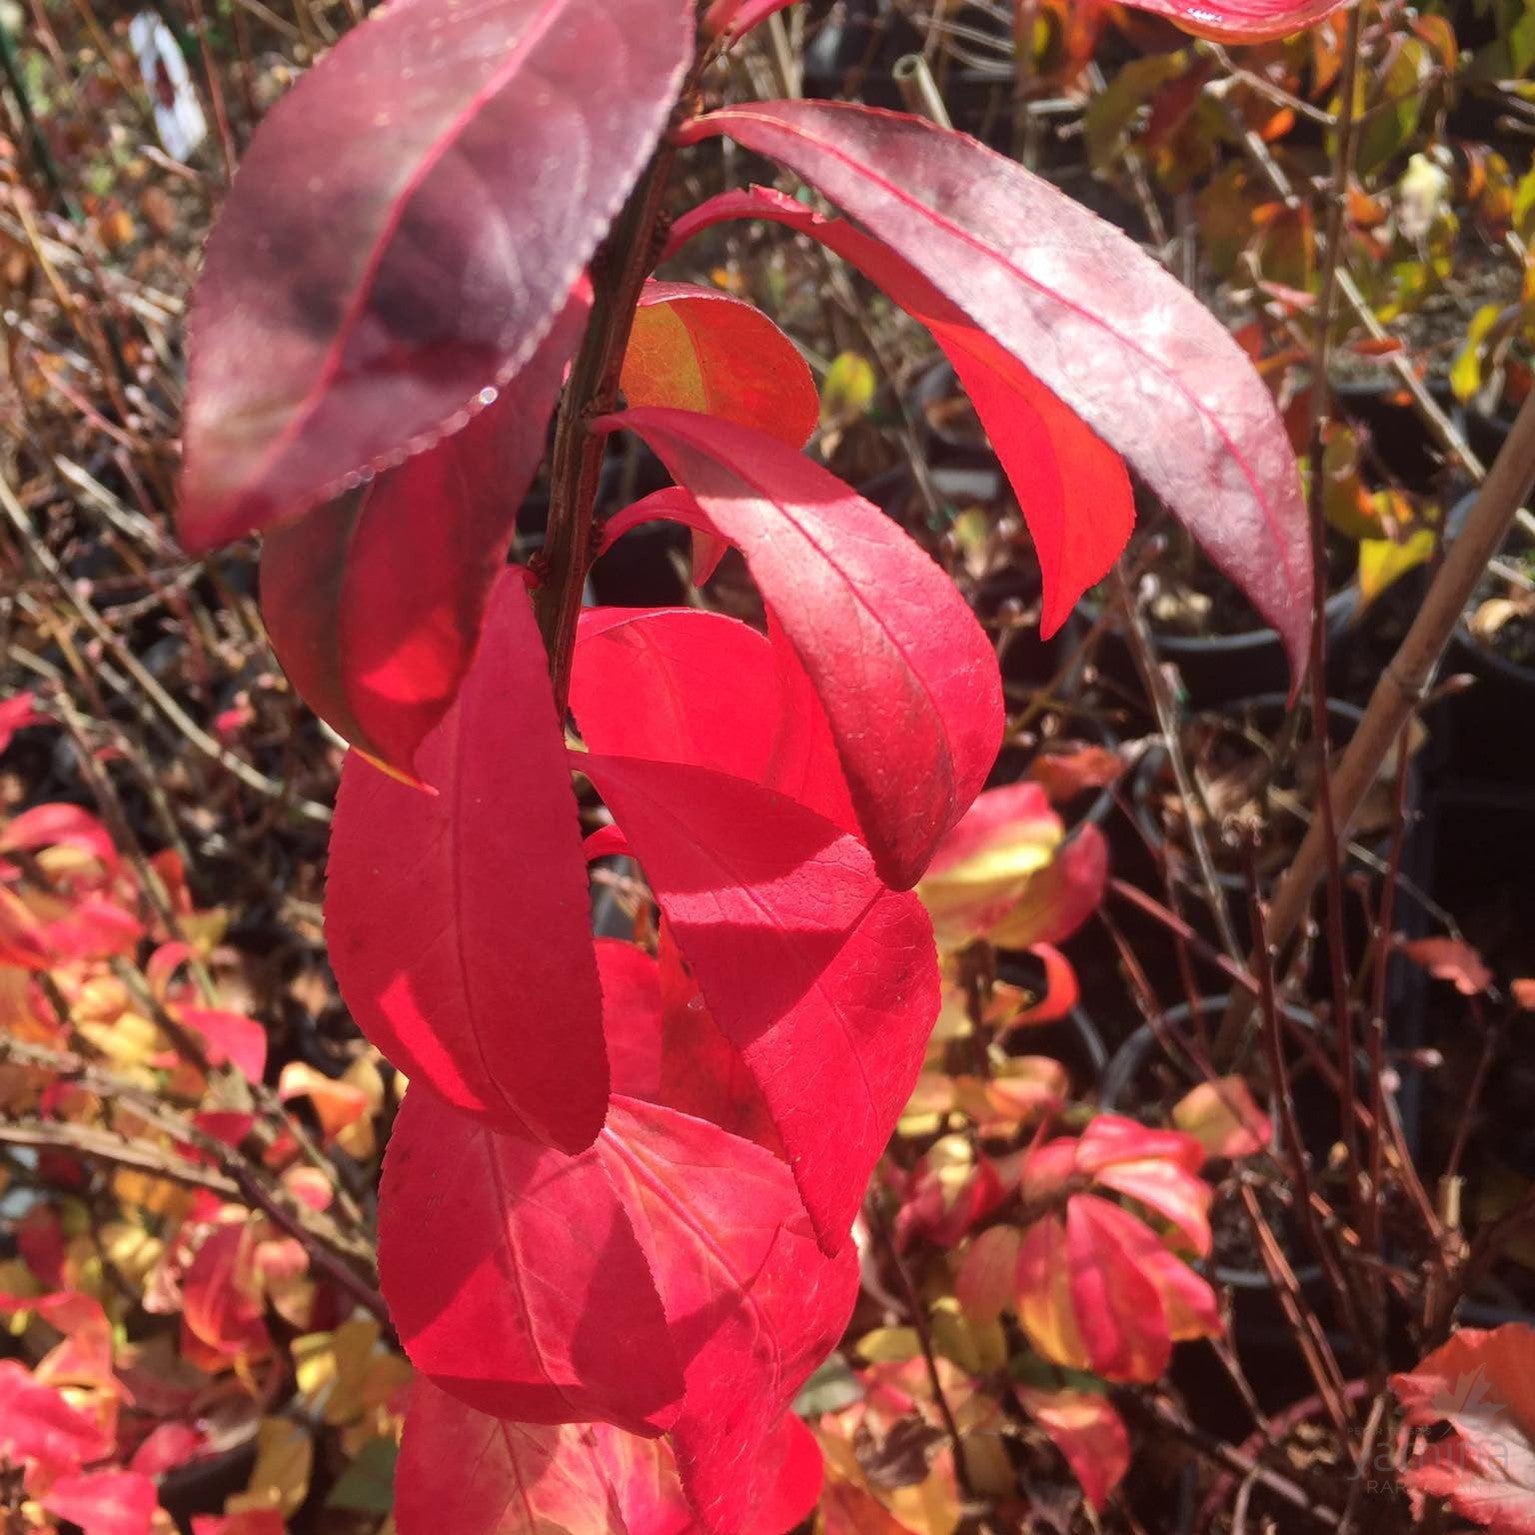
821, 351, 876, 426
856, 1327, 922, 1365
1359, 528, 1436, 606
294, 1320, 381, 1427
930, 1297, 1006, 1375
99, 1221, 164, 1289
226, 1417, 313, 1518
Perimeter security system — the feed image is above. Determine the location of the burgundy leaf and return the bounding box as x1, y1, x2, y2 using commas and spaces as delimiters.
598, 1098, 854, 1533
378, 1083, 683, 1433
580, 752, 940, 1250
327, 574, 607, 1151
603, 407, 1002, 888
179, 0, 692, 547
666, 186, 1132, 635
260, 290, 589, 779
624, 282, 819, 449
676, 105, 1311, 677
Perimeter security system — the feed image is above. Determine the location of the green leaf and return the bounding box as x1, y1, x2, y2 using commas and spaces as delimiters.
324, 1436, 398, 1515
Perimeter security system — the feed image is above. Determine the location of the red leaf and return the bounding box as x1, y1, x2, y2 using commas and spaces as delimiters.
667, 185, 1132, 638
1065, 1195, 1173, 1382
598, 1098, 855, 1533
701, 0, 793, 40
129, 1421, 208, 1477
1010, 944, 1080, 1027
178, 1008, 267, 1083
580, 752, 940, 1250
1392, 1324, 1535, 1535
326, 574, 607, 1151
396, 1379, 820, 1535
181, 1224, 269, 1360
259, 291, 589, 778
40, 1470, 158, 1535
1, 805, 118, 873
0, 1360, 114, 1472
570, 606, 853, 832
1028, 744, 1125, 804
0, 691, 46, 754
1117, 0, 1355, 41
571, 607, 785, 782
1401, 936, 1494, 997
377, 1083, 684, 1433
624, 283, 818, 449
598, 935, 778, 1150
178, 0, 693, 548
603, 408, 1002, 888
191, 1516, 285, 1535
397, 1384, 639, 1535
677, 106, 1312, 677
1067, 1195, 1221, 1381
1015, 1386, 1129, 1513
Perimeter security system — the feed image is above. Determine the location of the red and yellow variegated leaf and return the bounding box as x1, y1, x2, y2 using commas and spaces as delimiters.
580, 752, 939, 1251
1118, 0, 1356, 41
987, 824, 1108, 950
1092, 1157, 1213, 1257
666, 186, 1132, 637
378, 1083, 684, 1433
603, 408, 1002, 889
676, 107, 1311, 677
1015, 1386, 1130, 1513
179, 0, 692, 547
326, 575, 607, 1151
623, 283, 818, 449
598, 1099, 853, 1534
1065, 1195, 1172, 1382
1016, 1214, 1090, 1373
1068, 1195, 1220, 1380
260, 292, 589, 779
1173, 1077, 1273, 1160
918, 783, 1064, 949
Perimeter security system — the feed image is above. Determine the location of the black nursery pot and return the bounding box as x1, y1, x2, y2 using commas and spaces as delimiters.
1431, 492, 1535, 785
1129, 694, 1377, 903
1067, 584, 1360, 712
